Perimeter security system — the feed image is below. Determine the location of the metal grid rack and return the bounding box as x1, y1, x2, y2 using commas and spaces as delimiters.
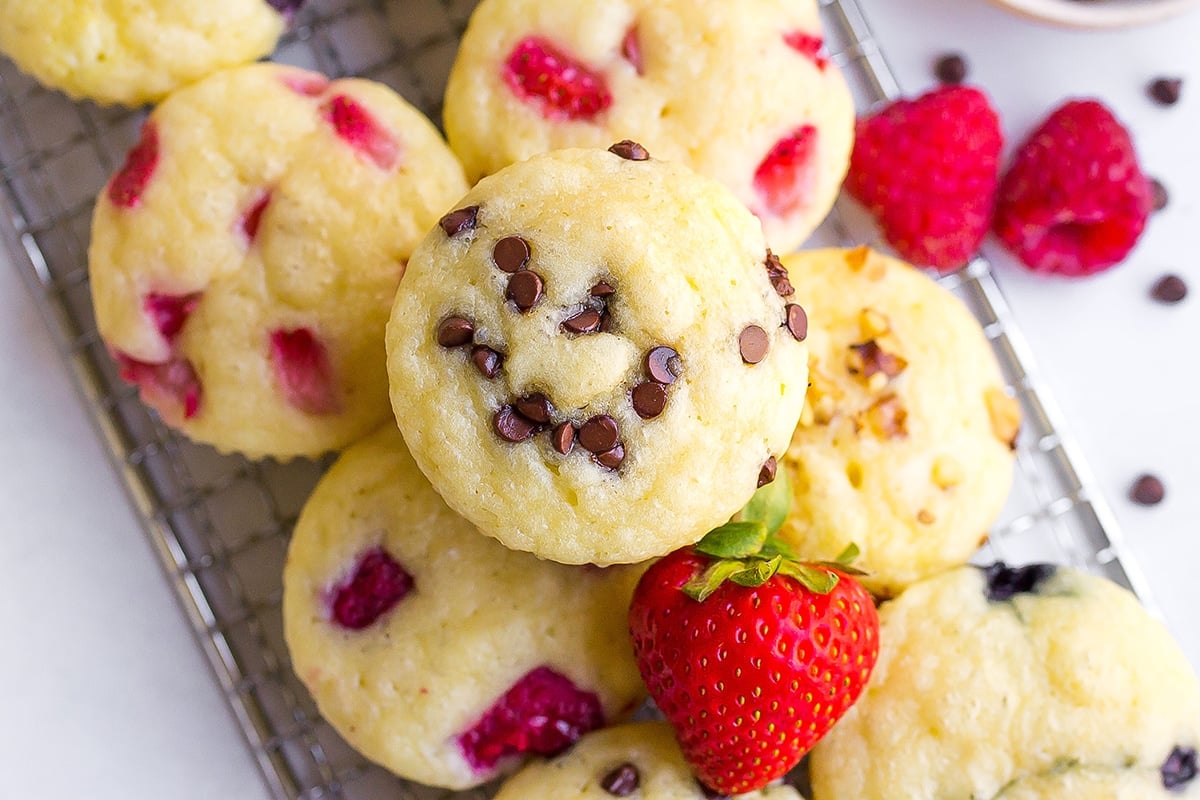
0, 0, 1157, 798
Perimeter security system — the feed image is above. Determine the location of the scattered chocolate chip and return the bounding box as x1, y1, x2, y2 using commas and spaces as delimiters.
1162, 746, 1198, 791
551, 421, 576, 455
758, 456, 777, 488
1151, 177, 1170, 211
785, 303, 808, 341
579, 415, 620, 453
1148, 76, 1183, 106
471, 345, 502, 378
645, 346, 681, 384
600, 763, 640, 796
608, 140, 650, 161
848, 340, 907, 379
739, 325, 769, 364
515, 393, 554, 424
590, 280, 616, 298
562, 308, 602, 334
1151, 274, 1187, 304
1130, 473, 1166, 506
438, 205, 478, 237
599, 311, 613, 332
933, 52, 968, 84
764, 249, 794, 297
594, 442, 626, 470
494, 405, 537, 442
436, 316, 474, 348
631, 382, 668, 419
507, 270, 544, 312
493, 236, 531, 273
982, 562, 1055, 602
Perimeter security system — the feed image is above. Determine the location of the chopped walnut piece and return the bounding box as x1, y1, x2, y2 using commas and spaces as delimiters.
932, 456, 964, 489
847, 340, 908, 380
985, 387, 1021, 450
864, 394, 908, 439
858, 307, 891, 339
917, 509, 936, 525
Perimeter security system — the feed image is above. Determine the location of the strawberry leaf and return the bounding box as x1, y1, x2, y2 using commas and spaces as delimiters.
835, 542, 861, 564
682, 559, 748, 602
761, 532, 800, 561
742, 466, 792, 534
694, 521, 768, 559
778, 562, 840, 594
729, 555, 783, 588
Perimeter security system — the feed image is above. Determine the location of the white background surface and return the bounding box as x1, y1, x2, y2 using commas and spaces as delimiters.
1, 1, 1197, 797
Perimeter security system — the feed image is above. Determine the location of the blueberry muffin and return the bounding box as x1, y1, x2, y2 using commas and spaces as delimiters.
0, 0, 303, 106
283, 425, 646, 789
385, 145, 809, 565
443, 0, 853, 253
779, 247, 1018, 595
809, 564, 1200, 799
88, 63, 467, 459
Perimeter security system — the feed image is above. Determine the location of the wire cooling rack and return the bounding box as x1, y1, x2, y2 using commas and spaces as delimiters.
0, 0, 1160, 798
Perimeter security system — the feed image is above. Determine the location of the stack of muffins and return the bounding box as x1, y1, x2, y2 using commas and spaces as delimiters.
3, 0, 1197, 797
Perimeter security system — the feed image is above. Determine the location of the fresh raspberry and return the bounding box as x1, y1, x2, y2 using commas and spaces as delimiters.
754, 125, 819, 218
116, 353, 202, 421
320, 95, 400, 170
456, 666, 604, 772
503, 37, 613, 121
784, 31, 828, 71
331, 547, 413, 630
993, 99, 1152, 277
846, 84, 1003, 272
269, 328, 339, 415
144, 292, 200, 343
108, 122, 159, 209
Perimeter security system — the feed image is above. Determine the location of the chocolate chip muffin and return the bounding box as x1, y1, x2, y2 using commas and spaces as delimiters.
385, 145, 809, 566
88, 63, 467, 459
283, 425, 646, 790
494, 721, 804, 799
442, 0, 854, 253
0, 0, 302, 106
809, 564, 1200, 799
778, 247, 1018, 596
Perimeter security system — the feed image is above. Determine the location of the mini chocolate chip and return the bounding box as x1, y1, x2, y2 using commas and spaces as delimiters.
600, 763, 640, 796
1162, 746, 1198, 791
507, 270, 544, 312
471, 345, 502, 378
436, 316, 474, 347
1151, 274, 1187, 304
551, 421, 576, 455
934, 52, 968, 84
645, 346, 681, 384
594, 442, 626, 470
739, 325, 769, 364
515, 393, 554, 424
631, 382, 668, 419
764, 249, 794, 297
438, 205, 478, 236
599, 311, 613, 332
579, 415, 620, 453
562, 309, 602, 334
1151, 177, 1170, 211
757, 456, 777, 488
1148, 76, 1183, 106
608, 140, 650, 161
591, 280, 616, 297
1130, 473, 1166, 505
493, 236, 531, 273
785, 303, 808, 341
494, 405, 537, 442
981, 562, 1056, 602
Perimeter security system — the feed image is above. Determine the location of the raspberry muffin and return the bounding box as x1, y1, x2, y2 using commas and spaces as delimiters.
809, 564, 1200, 799
494, 722, 804, 799
0, 0, 303, 106
443, 0, 853, 253
89, 63, 467, 460
385, 145, 809, 566
283, 425, 646, 790
778, 247, 1018, 596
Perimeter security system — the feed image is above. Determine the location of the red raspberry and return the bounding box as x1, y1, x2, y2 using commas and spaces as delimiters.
846, 85, 1003, 272
144, 292, 200, 343
269, 327, 339, 415
784, 31, 828, 71
320, 95, 400, 170
994, 99, 1152, 277
108, 122, 159, 209
504, 37, 612, 121
754, 125, 819, 218
331, 547, 413, 630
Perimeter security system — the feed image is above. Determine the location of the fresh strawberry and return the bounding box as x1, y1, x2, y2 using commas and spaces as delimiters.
628, 475, 879, 795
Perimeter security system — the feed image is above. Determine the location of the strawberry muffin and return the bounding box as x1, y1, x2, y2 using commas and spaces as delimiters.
385, 145, 809, 566
494, 722, 805, 799
810, 564, 1200, 799
89, 63, 467, 460
0, 0, 303, 106
442, 0, 853, 253
283, 425, 646, 790
778, 247, 1018, 596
